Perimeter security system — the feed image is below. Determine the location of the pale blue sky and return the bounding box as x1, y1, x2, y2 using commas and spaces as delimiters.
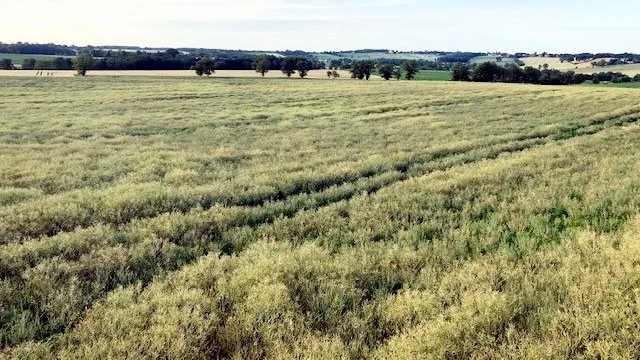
2, 0, 638, 53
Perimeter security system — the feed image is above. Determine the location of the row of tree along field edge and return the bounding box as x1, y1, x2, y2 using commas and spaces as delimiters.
3, 42, 640, 75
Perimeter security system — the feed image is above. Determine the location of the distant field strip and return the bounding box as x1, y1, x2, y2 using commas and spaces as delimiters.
0, 53, 74, 62
1, 78, 640, 358
0, 69, 357, 79
520, 56, 640, 76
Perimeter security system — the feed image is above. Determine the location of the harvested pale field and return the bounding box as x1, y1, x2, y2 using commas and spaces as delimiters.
520, 56, 612, 70
0, 69, 358, 79
572, 63, 640, 76
520, 57, 640, 76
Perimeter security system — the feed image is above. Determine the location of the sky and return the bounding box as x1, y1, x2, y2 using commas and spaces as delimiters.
1, 0, 639, 53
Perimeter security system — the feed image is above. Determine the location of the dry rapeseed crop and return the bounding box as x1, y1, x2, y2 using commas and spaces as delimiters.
0, 77, 639, 359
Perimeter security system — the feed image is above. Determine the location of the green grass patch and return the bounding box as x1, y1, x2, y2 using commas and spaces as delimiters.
413, 70, 452, 81
0, 53, 73, 63
469, 55, 520, 65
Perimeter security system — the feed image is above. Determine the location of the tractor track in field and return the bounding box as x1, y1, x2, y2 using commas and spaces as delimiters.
3, 105, 640, 243
3, 107, 640, 348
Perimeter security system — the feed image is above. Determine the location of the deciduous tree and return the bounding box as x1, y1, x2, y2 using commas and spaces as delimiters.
74, 52, 94, 76
296, 59, 311, 78
281, 57, 297, 78
450, 63, 470, 81
402, 60, 418, 80
393, 67, 402, 80
350, 60, 375, 80
191, 57, 216, 76
254, 58, 270, 77
378, 64, 394, 80
0, 59, 12, 70
472, 61, 502, 82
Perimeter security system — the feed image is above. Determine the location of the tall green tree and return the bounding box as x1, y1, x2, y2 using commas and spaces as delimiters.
165, 49, 180, 57
472, 62, 502, 82
402, 60, 418, 80
254, 58, 270, 77
74, 52, 94, 76
350, 60, 375, 80
393, 67, 402, 80
281, 58, 297, 78
191, 57, 216, 76
52, 57, 71, 70
378, 64, 394, 80
0, 59, 12, 70
523, 66, 541, 83
21, 58, 36, 70
296, 59, 311, 78
450, 63, 470, 81
502, 63, 524, 83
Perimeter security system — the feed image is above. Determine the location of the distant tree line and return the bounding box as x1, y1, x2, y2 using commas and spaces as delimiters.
189, 56, 317, 78
0, 42, 75, 56
557, 53, 640, 63
375, 59, 449, 70
6, 42, 640, 70
20, 58, 74, 70
328, 54, 526, 72
346, 60, 419, 80
451, 62, 640, 85
437, 52, 485, 63
325, 49, 391, 55
591, 72, 640, 83
452, 62, 589, 85
330, 59, 449, 72
6, 41, 640, 83
13, 50, 325, 72
1, 59, 15, 70
91, 50, 196, 70
322, 49, 441, 55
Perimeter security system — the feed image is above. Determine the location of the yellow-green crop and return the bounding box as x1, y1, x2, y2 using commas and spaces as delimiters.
1, 77, 639, 359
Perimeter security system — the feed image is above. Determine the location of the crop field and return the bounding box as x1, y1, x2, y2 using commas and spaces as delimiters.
572, 63, 640, 76
519, 57, 640, 76
520, 56, 600, 70
469, 56, 519, 66
1, 77, 640, 359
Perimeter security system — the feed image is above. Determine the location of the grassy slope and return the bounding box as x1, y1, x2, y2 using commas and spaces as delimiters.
0, 53, 73, 63
413, 70, 452, 81
1, 78, 640, 358
469, 56, 519, 65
